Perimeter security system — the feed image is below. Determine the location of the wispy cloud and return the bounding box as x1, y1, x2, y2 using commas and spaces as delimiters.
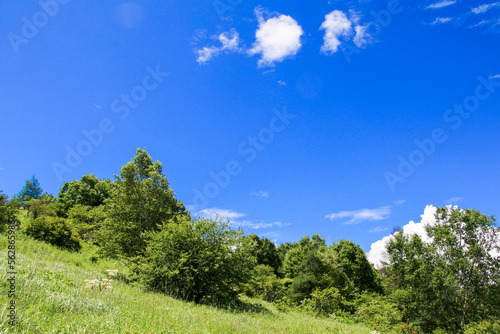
277, 80, 286, 86
233, 220, 289, 229
196, 207, 289, 230
443, 196, 464, 205
472, 2, 500, 14
196, 29, 242, 64
425, 0, 457, 10
394, 200, 406, 205
491, 74, 500, 79
368, 226, 390, 233
249, 7, 304, 67
251, 190, 269, 198
431, 17, 453, 25
325, 205, 392, 224
196, 207, 245, 220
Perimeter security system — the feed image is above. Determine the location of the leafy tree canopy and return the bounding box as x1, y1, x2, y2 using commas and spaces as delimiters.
386, 206, 500, 333
98, 148, 188, 258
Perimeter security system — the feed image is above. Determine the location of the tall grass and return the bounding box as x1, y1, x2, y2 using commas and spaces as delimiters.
1, 235, 375, 333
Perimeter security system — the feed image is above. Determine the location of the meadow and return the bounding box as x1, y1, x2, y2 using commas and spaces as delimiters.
0, 234, 376, 334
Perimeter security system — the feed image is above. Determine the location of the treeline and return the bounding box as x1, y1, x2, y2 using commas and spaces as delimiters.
1, 148, 499, 334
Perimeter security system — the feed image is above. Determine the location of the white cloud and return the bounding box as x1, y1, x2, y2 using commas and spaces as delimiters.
491, 74, 500, 79
233, 220, 289, 229
431, 17, 453, 25
368, 205, 437, 268
320, 10, 353, 54
472, 2, 500, 14
251, 190, 269, 198
249, 8, 304, 67
195, 207, 289, 230
353, 24, 373, 48
196, 29, 241, 64
325, 205, 392, 224
367, 205, 500, 268
277, 80, 286, 86
425, 0, 457, 10
196, 207, 245, 220
444, 196, 464, 204
368, 226, 390, 233
394, 200, 406, 205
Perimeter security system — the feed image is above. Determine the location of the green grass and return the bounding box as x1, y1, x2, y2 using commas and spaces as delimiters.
1, 234, 376, 333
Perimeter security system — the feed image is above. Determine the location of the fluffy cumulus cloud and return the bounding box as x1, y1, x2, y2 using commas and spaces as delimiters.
325, 205, 392, 225
320, 10, 352, 54
367, 205, 438, 268
320, 10, 374, 54
196, 29, 241, 64
367, 205, 500, 268
249, 8, 304, 67
425, 0, 457, 10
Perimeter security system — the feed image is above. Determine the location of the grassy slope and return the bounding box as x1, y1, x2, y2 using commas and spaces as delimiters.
0, 235, 375, 334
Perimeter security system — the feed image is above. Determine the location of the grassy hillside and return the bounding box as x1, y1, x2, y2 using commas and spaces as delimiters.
0, 234, 376, 333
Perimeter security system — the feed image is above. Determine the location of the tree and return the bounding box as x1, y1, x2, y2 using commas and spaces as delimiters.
245, 234, 282, 275
135, 216, 255, 305
57, 174, 111, 215
67, 204, 107, 241
386, 207, 500, 333
17, 175, 43, 206
331, 240, 383, 294
282, 234, 326, 278
98, 148, 188, 258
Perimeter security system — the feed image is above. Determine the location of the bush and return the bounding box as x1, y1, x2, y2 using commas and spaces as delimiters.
464, 321, 500, 334
243, 265, 290, 302
135, 216, 255, 305
310, 286, 348, 316
353, 294, 402, 333
68, 204, 107, 241
26, 216, 82, 252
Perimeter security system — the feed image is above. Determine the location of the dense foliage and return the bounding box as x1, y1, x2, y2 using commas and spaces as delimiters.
97, 148, 188, 258
26, 216, 82, 252
135, 216, 255, 305
386, 207, 500, 333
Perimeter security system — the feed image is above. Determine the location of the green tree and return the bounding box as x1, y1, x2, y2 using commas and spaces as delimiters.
98, 148, 187, 258
282, 234, 326, 278
68, 204, 107, 241
57, 174, 111, 215
386, 207, 500, 333
331, 240, 383, 294
17, 175, 43, 206
245, 234, 282, 275
135, 216, 255, 305
28, 193, 58, 220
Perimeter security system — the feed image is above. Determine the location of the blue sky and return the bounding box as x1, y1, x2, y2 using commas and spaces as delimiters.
1, 0, 499, 257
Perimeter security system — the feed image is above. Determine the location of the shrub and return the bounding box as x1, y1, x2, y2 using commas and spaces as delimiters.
310, 286, 347, 316
464, 321, 500, 334
353, 294, 402, 333
135, 216, 255, 305
26, 216, 82, 252
68, 204, 107, 241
